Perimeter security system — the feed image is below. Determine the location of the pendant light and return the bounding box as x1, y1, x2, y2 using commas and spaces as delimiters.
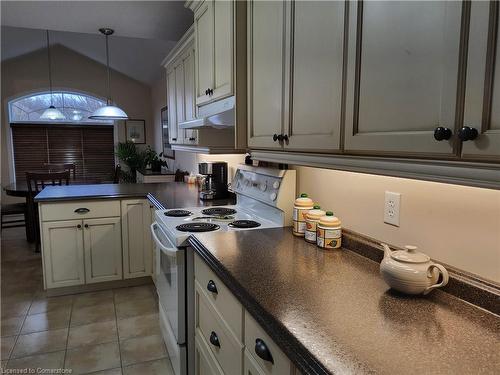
89, 28, 128, 120
40, 30, 66, 120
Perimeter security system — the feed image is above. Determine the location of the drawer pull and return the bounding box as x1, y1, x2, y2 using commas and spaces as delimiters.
255, 338, 274, 364
74, 208, 90, 214
207, 280, 218, 294
209, 331, 220, 348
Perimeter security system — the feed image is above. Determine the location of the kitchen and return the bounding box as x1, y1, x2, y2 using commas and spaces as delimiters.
1, 1, 499, 375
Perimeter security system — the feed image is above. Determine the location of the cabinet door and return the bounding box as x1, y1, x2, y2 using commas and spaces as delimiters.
195, 334, 224, 375
42, 220, 85, 288
286, 1, 344, 151
247, 0, 290, 149
121, 199, 152, 279
83, 217, 122, 284
344, 1, 463, 156
212, 0, 233, 100
175, 60, 186, 144
184, 47, 199, 144
167, 68, 179, 144
462, 1, 500, 161
243, 349, 266, 375
195, 0, 215, 105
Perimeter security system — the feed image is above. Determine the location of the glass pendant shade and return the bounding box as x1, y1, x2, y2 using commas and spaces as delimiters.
40, 105, 66, 120
90, 28, 128, 120
88, 105, 128, 120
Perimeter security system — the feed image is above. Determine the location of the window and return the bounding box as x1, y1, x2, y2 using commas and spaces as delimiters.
8, 91, 115, 184
9, 91, 112, 124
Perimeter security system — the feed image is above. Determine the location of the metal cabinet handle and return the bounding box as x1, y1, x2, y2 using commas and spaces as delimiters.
205, 89, 209, 95
434, 127, 452, 141
209, 331, 220, 348
84, 224, 89, 228
189, 137, 196, 141
273, 134, 284, 142
172, 138, 177, 141
282, 134, 289, 143
77, 224, 82, 229
207, 280, 218, 294
458, 126, 479, 141
74, 208, 90, 214
255, 338, 274, 364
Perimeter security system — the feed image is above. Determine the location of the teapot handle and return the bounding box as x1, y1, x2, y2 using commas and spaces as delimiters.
424, 264, 449, 295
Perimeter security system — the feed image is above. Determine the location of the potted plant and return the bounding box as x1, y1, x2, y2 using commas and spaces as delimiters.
115, 141, 146, 182
144, 146, 169, 172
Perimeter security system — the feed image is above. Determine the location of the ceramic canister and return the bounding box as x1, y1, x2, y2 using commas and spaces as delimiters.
305, 205, 325, 243
293, 193, 314, 237
317, 212, 342, 249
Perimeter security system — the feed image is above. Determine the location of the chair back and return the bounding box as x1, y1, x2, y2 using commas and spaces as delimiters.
113, 165, 121, 184
43, 163, 76, 179
26, 170, 71, 195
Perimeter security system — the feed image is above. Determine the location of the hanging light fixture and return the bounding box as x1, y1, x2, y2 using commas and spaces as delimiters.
89, 28, 128, 120
40, 30, 66, 120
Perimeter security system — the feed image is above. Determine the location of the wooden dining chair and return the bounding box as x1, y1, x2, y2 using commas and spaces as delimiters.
26, 170, 70, 252
43, 163, 76, 179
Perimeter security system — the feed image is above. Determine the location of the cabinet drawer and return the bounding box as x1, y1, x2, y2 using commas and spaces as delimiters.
194, 253, 243, 341
195, 333, 224, 375
196, 283, 243, 374
40, 200, 120, 221
245, 311, 293, 375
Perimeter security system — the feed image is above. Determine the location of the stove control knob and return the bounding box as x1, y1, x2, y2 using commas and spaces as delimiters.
259, 183, 267, 192
270, 192, 277, 201
273, 181, 280, 189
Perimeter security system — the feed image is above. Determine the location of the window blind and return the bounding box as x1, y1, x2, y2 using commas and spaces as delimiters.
11, 124, 115, 184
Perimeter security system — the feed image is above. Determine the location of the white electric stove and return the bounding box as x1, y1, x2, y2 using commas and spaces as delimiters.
150, 165, 296, 375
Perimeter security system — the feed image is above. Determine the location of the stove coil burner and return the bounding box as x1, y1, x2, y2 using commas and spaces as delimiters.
176, 223, 220, 232
201, 207, 237, 216
164, 210, 193, 217
229, 220, 262, 229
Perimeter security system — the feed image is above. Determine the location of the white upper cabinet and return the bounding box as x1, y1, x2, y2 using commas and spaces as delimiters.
344, 1, 463, 156
462, 1, 500, 160
247, 0, 289, 149
167, 68, 179, 144
286, 1, 344, 151
194, 0, 234, 105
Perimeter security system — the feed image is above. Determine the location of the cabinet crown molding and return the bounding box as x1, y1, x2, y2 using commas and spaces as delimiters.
161, 25, 195, 68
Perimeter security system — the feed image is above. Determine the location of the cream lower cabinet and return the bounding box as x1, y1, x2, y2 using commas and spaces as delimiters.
194, 252, 295, 375
121, 199, 153, 279
42, 220, 85, 289
83, 217, 122, 284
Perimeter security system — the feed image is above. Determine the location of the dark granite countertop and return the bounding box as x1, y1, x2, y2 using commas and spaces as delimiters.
189, 228, 500, 375
34, 182, 235, 209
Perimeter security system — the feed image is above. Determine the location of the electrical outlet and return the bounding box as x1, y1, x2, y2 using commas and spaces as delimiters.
384, 191, 401, 226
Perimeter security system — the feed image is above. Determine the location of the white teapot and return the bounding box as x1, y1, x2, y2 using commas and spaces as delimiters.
380, 243, 449, 295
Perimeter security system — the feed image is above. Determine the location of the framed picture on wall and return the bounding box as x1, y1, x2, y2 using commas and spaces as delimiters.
125, 119, 146, 144
161, 106, 175, 159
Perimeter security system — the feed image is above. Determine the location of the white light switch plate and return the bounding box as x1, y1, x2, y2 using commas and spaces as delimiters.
384, 191, 401, 226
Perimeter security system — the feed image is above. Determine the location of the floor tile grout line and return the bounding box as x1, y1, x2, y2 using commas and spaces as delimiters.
113, 290, 125, 372
62, 295, 74, 370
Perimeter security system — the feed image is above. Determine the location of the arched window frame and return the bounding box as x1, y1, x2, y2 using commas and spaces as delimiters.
8, 90, 113, 124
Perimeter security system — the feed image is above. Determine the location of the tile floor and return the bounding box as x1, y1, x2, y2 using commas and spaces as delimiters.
1, 227, 174, 374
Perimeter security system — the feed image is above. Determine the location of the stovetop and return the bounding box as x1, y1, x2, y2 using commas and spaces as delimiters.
156, 204, 282, 247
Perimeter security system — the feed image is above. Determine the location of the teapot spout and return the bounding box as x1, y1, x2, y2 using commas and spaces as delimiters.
381, 243, 392, 259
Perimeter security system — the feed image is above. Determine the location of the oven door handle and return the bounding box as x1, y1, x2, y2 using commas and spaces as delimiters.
150, 222, 178, 255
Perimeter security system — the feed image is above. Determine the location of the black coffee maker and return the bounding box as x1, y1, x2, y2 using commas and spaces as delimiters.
198, 162, 229, 200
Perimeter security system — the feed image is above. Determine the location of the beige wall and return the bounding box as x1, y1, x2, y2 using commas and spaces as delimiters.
174, 151, 245, 183
1, 45, 154, 200
295, 166, 500, 283
151, 71, 166, 154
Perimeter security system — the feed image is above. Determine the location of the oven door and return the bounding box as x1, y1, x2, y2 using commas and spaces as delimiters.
150, 222, 186, 345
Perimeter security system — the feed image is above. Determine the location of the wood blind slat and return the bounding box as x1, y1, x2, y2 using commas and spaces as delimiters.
11, 124, 114, 184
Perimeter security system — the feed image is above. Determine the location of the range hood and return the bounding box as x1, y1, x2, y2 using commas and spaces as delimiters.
179, 96, 235, 129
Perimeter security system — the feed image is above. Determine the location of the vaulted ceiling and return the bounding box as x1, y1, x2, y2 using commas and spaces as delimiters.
1, 1, 193, 85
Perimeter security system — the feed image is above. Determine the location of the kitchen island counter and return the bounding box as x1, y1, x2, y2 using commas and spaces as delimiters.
34, 182, 235, 209
189, 228, 500, 375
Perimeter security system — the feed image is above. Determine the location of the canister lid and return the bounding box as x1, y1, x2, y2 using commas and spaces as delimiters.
295, 193, 314, 207
307, 205, 326, 220
319, 212, 341, 227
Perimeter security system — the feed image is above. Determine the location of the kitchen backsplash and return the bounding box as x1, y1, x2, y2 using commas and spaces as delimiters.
295, 166, 500, 284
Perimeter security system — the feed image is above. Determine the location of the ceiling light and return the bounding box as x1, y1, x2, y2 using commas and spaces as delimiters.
40, 30, 65, 120
89, 28, 129, 120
